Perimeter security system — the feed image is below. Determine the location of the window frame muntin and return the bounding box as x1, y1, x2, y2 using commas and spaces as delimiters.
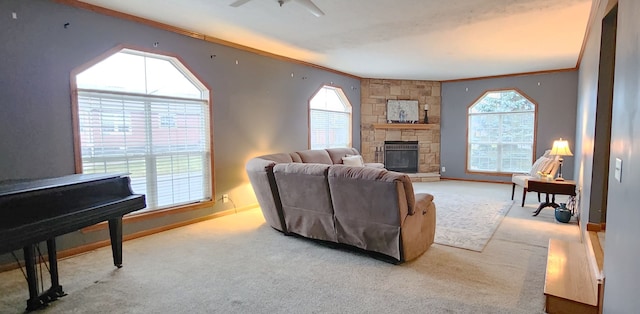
465, 87, 538, 176
70, 44, 215, 222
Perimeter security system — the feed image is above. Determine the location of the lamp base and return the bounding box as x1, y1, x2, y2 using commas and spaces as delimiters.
555, 158, 565, 181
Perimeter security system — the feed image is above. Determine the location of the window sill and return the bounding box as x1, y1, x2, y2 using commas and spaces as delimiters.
81, 199, 215, 233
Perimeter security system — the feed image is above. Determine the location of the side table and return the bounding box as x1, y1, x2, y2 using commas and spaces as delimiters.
526, 179, 576, 216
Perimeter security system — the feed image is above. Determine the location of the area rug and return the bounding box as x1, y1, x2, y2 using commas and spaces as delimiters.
430, 191, 514, 252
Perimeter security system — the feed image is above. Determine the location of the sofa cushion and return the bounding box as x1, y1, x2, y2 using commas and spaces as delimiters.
253, 153, 294, 164
273, 163, 336, 242
512, 173, 531, 188
327, 165, 417, 260
326, 147, 359, 164
274, 162, 330, 176
293, 149, 333, 164
327, 165, 415, 215
290, 152, 303, 163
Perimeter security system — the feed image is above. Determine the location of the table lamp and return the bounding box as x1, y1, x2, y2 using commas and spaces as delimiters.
549, 138, 573, 181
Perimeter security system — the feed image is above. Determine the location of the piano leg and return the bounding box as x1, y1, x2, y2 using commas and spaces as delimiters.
23, 244, 45, 311
108, 217, 123, 268
22, 240, 67, 311
44, 238, 66, 301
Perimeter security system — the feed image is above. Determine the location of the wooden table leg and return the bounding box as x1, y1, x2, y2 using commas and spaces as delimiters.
533, 193, 560, 216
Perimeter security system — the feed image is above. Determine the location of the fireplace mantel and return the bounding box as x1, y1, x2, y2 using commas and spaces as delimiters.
372, 123, 440, 130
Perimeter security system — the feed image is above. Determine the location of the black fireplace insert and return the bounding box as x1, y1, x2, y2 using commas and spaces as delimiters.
384, 141, 419, 173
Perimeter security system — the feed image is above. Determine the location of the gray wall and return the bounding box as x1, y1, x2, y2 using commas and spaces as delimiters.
577, 0, 640, 312
575, 1, 604, 230
0, 0, 360, 258
441, 72, 578, 182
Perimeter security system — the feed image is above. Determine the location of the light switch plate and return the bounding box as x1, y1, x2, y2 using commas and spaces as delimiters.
614, 158, 622, 182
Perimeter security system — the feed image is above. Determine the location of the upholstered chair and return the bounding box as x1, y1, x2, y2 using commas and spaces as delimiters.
511, 150, 560, 207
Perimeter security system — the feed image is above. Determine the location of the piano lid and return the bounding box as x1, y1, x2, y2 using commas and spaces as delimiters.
0, 173, 130, 198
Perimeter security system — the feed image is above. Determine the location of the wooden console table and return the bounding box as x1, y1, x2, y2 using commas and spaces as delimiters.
526, 179, 576, 216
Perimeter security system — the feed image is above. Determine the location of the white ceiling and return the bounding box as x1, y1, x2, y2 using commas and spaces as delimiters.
78, 0, 593, 81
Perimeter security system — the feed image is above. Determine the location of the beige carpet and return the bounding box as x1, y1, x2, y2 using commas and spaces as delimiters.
0, 181, 579, 313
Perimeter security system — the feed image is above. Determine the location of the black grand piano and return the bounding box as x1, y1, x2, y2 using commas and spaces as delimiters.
0, 173, 146, 311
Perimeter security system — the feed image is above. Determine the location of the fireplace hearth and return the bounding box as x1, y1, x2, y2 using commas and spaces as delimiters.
384, 141, 419, 173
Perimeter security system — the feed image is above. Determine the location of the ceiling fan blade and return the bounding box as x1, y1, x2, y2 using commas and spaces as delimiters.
296, 0, 325, 17
229, 0, 252, 7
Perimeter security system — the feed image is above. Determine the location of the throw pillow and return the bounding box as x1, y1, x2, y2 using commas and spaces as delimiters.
346, 154, 365, 165
529, 157, 551, 176
542, 157, 558, 175
342, 155, 364, 167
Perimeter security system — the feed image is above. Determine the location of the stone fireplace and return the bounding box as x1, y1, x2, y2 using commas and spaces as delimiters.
360, 79, 441, 181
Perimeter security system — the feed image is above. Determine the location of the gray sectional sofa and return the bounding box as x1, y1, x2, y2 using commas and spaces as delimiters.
245, 147, 436, 263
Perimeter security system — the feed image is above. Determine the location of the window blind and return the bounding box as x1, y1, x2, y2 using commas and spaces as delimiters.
77, 90, 211, 212
310, 109, 350, 149
468, 111, 534, 173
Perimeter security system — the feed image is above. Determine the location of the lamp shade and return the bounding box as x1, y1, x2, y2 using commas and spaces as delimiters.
550, 138, 573, 157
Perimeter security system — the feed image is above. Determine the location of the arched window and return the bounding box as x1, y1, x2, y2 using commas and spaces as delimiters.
467, 89, 536, 174
73, 48, 212, 213
309, 85, 352, 149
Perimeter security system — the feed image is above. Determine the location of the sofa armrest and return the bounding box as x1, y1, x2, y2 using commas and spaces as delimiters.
412, 193, 434, 216
246, 157, 286, 232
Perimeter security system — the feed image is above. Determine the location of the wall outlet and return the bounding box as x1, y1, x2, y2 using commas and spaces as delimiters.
222, 194, 229, 203
441, 166, 446, 173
